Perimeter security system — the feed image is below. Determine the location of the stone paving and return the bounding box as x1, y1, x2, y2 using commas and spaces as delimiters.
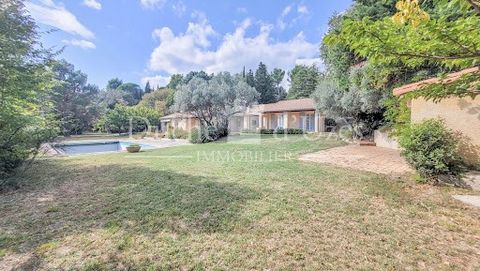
299, 145, 414, 176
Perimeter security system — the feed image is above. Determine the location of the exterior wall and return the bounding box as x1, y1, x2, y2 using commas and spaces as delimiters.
411, 96, 480, 166
288, 112, 301, 128
374, 130, 400, 150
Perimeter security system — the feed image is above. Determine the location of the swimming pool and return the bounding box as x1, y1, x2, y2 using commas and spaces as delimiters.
55, 141, 155, 155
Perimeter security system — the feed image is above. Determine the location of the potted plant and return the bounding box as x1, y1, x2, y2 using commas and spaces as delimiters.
126, 144, 141, 153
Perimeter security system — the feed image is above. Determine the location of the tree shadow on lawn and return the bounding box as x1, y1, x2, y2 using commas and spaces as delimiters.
0, 159, 259, 260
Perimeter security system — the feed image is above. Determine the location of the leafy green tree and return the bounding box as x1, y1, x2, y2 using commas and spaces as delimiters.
98, 105, 160, 134
287, 65, 320, 99
139, 88, 174, 116
166, 74, 184, 89
0, 1, 58, 178
106, 78, 123, 91
50, 60, 103, 136
325, 0, 480, 99
117, 82, 143, 104
183, 71, 213, 84
174, 72, 258, 136
254, 62, 276, 103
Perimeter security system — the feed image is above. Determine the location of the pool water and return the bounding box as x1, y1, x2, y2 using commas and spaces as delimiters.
55, 141, 154, 155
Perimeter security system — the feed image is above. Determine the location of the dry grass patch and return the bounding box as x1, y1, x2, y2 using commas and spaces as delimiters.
1, 135, 479, 270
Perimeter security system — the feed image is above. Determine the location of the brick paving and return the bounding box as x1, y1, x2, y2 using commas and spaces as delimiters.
299, 145, 414, 175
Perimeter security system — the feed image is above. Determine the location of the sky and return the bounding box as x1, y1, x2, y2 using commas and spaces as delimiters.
25, 0, 352, 89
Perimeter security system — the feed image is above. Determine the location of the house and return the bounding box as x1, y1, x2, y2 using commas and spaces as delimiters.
231, 98, 326, 133
159, 112, 199, 132
392, 66, 480, 166
161, 98, 326, 133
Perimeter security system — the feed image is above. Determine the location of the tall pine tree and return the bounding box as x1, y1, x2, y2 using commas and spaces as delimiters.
144, 81, 152, 94
254, 62, 276, 104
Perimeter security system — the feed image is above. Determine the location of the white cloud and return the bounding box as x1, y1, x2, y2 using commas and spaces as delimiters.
83, 0, 102, 10
140, 0, 167, 9
141, 75, 171, 88
277, 3, 310, 31
296, 58, 323, 68
62, 39, 96, 49
25, 0, 94, 39
297, 5, 309, 15
148, 17, 319, 76
172, 0, 186, 17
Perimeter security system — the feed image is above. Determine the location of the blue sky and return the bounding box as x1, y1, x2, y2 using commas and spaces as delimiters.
26, 0, 352, 89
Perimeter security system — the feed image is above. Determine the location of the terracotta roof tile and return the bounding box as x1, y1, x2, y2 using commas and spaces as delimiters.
393, 66, 480, 96
258, 98, 316, 113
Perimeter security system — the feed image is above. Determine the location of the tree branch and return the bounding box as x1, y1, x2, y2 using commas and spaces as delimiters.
466, 0, 480, 15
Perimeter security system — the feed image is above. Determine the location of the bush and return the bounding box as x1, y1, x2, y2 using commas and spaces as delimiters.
167, 128, 188, 139
189, 125, 222, 144
275, 128, 285, 134
285, 128, 304, 134
260, 129, 274, 134
399, 119, 463, 183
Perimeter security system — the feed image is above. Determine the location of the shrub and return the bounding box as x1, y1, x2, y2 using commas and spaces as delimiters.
275, 128, 285, 134
399, 119, 464, 183
189, 125, 222, 144
260, 129, 274, 134
167, 127, 188, 139
285, 128, 304, 134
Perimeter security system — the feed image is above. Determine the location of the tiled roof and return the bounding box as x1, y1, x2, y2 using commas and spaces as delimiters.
393, 66, 480, 96
160, 112, 195, 120
258, 98, 316, 113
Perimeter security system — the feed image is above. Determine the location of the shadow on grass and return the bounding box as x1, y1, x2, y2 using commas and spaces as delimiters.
0, 159, 258, 267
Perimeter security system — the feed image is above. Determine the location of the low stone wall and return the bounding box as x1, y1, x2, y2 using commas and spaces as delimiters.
374, 130, 400, 150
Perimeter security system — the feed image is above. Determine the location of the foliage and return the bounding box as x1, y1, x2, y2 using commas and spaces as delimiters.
312, 68, 388, 138
49, 60, 104, 136
174, 72, 258, 137
245, 69, 255, 88
98, 105, 160, 134
189, 125, 221, 144
166, 74, 184, 89
287, 65, 321, 99
144, 81, 152, 94
167, 127, 189, 139
399, 119, 464, 183
271, 68, 287, 101
0, 1, 58, 178
106, 78, 123, 91
254, 62, 277, 104
138, 88, 174, 115
324, 0, 480, 99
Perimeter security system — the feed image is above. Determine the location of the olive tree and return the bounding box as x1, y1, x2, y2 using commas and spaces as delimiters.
174, 72, 258, 138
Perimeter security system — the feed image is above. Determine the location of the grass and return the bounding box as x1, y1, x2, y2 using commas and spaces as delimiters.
1, 134, 480, 270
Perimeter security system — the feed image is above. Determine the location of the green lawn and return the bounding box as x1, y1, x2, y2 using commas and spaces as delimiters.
1, 135, 479, 270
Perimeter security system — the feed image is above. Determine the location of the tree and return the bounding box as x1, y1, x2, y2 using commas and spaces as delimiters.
254, 62, 276, 103
50, 60, 103, 136
0, 1, 58, 178
144, 81, 152, 94
138, 88, 174, 116
312, 65, 388, 138
287, 65, 320, 99
98, 105, 160, 134
117, 83, 143, 104
166, 74, 184, 89
271, 68, 287, 101
246, 69, 255, 87
174, 72, 258, 137
324, 0, 480, 99
183, 71, 213, 84
106, 78, 123, 91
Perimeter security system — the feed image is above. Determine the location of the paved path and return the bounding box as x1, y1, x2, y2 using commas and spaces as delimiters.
452, 195, 480, 208
299, 145, 414, 175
